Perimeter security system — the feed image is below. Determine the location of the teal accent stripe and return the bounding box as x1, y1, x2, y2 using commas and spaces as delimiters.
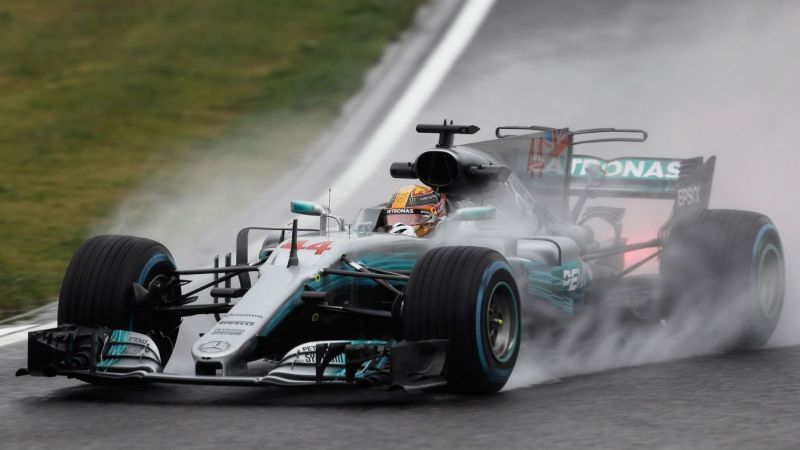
98, 329, 129, 369
259, 255, 417, 338
523, 259, 587, 315
317, 255, 415, 292
260, 288, 304, 337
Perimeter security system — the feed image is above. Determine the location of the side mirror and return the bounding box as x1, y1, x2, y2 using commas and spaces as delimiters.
290, 200, 325, 216
450, 206, 496, 222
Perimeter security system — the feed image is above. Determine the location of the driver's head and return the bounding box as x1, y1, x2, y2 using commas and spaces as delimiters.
384, 185, 445, 237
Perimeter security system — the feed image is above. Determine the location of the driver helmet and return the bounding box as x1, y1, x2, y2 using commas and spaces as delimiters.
384, 185, 445, 237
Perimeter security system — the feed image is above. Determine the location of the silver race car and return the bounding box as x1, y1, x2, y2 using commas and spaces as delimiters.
19, 123, 785, 394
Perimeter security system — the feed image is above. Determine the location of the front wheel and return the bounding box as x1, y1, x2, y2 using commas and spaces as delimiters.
58, 235, 182, 363
403, 246, 521, 394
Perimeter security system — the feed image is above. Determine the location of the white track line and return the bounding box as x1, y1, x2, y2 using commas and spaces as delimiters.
315, 0, 496, 205
0, 323, 46, 338
0, 0, 496, 349
0, 324, 38, 338
0, 321, 57, 348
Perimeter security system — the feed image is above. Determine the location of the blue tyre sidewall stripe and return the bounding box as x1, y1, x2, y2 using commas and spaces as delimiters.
130, 253, 173, 330
475, 260, 518, 383
751, 223, 782, 320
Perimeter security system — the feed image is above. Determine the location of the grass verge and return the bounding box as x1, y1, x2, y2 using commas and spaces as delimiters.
0, 0, 422, 315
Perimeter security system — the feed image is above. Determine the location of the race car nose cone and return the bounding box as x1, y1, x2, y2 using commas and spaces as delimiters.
199, 341, 230, 353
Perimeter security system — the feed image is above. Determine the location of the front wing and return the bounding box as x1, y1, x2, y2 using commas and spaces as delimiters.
17, 325, 448, 391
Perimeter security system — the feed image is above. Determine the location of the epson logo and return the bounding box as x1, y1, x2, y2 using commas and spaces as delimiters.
387, 208, 414, 214
677, 186, 702, 207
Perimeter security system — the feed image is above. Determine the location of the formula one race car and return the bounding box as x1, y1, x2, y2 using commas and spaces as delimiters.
18, 122, 785, 394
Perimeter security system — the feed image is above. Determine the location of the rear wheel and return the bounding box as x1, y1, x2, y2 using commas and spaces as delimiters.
660, 209, 784, 349
403, 246, 521, 394
58, 235, 181, 362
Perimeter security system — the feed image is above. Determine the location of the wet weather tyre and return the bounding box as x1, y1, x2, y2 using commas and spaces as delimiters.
57, 235, 181, 361
660, 210, 784, 349
403, 246, 521, 394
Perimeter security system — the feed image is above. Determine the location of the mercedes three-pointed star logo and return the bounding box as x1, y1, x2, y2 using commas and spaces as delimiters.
199, 341, 230, 353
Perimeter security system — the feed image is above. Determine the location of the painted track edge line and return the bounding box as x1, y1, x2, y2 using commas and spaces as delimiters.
314, 0, 497, 205
0, 321, 58, 348
0, 0, 497, 350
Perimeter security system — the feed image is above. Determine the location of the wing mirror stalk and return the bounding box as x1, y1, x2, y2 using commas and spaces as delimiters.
290, 200, 345, 232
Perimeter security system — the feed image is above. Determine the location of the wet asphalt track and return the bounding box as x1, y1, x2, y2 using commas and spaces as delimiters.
4, 0, 800, 448
3, 340, 800, 449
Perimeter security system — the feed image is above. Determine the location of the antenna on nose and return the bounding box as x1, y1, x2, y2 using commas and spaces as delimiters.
287, 219, 299, 268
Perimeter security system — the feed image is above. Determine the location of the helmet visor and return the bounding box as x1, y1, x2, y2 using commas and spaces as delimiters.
385, 211, 433, 226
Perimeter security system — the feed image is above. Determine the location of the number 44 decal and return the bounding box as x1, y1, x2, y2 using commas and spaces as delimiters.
562, 268, 581, 292
280, 240, 333, 254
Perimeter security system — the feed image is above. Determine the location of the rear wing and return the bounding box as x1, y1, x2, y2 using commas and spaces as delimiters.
469, 126, 715, 217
